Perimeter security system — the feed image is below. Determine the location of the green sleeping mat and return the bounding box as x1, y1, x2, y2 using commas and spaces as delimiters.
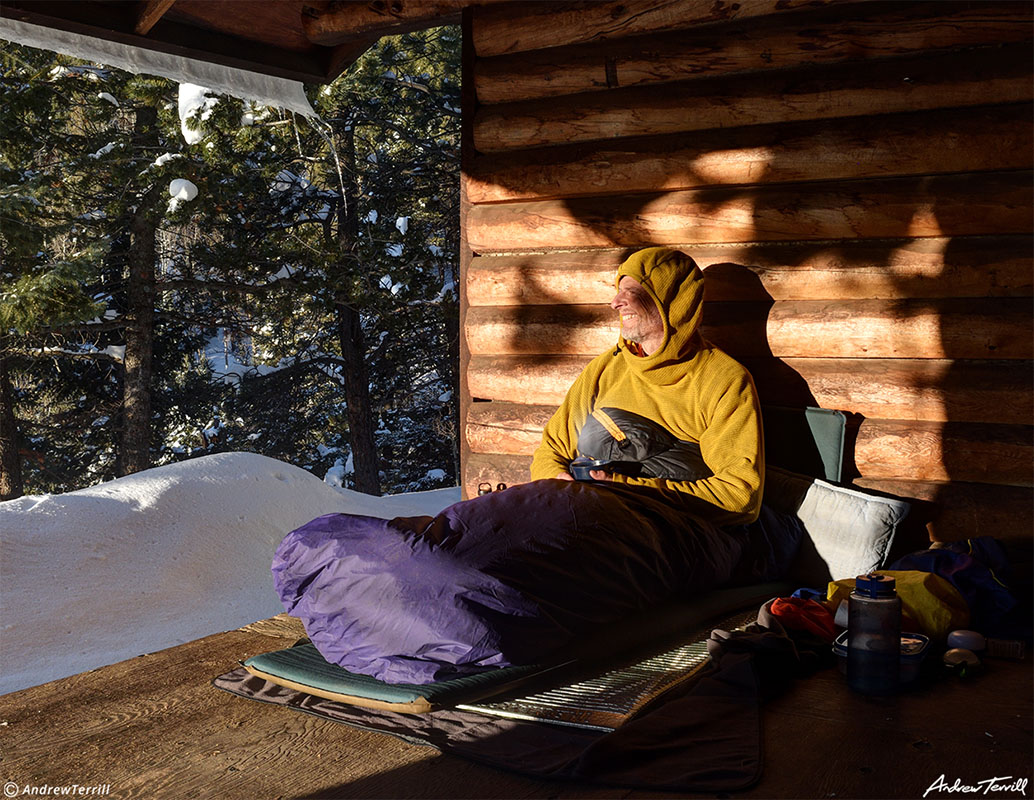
243, 580, 795, 716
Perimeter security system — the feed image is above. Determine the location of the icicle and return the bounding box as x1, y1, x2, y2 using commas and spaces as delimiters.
308, 116, 348, 217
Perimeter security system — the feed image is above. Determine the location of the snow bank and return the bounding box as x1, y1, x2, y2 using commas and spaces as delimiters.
0, 452, 460, 695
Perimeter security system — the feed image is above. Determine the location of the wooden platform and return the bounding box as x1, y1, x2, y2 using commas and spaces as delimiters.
1, 614, 1030, 799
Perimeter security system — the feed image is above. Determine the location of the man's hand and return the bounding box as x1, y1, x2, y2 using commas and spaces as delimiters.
588, 469, 613, 481
556, 471, 575, 481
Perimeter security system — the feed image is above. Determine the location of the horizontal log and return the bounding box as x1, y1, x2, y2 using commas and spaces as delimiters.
475, 3, 1033, 103
465, 400, 555, 456
467, 355, 1034, 425
466, 104, 1034, 203
851, 478, 1033, 542
471, 0, 836, 58
746, 358, 1034, 427
465, 402, 1034, 485
853, 419, 1033, 486
468, 355, 588, 405
473, 45, 1033, 152
466, 236, 1034, 305
463, 453, 1033, 541
702, 297, 1033, 360
466, 303, 615, 356
465, 298, 1034, 359
466, 172, 1034, 253
463, 451, 532, 498
302, 1, 464, 46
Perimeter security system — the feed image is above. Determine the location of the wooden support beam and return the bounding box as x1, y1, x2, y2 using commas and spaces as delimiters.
475, 2, 1033, 104
464, 402, 1034, 486
135, 0, 176, 35
466, 173, 1034, 253
466, 237, 1034, 306
467, 355, 1034, 426
465, 298, 1033, 360
473, 45, 1033, 152
466, 104, 1034, 204
302, 1, 464, 46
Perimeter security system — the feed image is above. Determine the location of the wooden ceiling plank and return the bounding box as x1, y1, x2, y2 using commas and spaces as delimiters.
302, 0, 465, 46
135, 0, 177, 36
168, 1, 316, 54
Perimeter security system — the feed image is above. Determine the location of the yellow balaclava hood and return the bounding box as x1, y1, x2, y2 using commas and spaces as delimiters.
615, 247, 705, 381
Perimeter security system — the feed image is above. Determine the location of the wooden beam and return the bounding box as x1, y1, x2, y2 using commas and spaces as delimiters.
473, 44, 1034, 152
302, 0, 464, 46
702, 297, 1033, 360
466, 104, 1034, 204
466, 172, 1034, 254
466, 236, 1034, 306
475, 2, 1034, 104
464, 298, 1034, 360
135, 0, 176, 35
467, 355, 1034, 426
746, 358, 1034, 427
464, 402, 1034, 486
853, 419, 1033, 486
465, 401, 554, 456
471, 0, 839, 58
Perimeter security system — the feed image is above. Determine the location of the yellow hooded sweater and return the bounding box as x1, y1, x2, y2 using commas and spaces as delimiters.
530, 247, 764, 524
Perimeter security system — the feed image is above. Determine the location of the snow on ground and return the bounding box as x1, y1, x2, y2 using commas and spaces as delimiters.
0, 452, 460, 696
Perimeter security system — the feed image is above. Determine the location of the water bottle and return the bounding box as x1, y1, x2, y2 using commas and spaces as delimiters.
847, 573, 901, 695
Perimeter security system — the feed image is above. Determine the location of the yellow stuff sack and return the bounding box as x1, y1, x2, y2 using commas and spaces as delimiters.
828, 570, 970, 640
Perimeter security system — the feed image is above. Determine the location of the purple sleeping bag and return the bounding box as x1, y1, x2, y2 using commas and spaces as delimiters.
273, 479, 794, 685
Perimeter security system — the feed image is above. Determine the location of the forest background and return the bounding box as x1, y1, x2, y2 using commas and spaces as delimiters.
0, 26, 462, 499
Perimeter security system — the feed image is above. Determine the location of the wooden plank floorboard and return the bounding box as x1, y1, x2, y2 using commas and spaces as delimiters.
0, 616, 594, 799
1, 615, 1029, 799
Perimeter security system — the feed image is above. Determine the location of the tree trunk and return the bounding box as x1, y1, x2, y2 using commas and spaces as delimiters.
0, 352, 24, 500
335, 301, 381, 495
120, 105, 158, 476
333, 121, 381, 495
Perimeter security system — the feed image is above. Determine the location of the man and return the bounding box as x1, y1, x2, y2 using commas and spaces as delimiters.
275, 248, 767, 681
530, 246, 764, 524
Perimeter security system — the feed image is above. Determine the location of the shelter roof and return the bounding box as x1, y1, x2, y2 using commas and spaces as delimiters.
0, 0, 477, 84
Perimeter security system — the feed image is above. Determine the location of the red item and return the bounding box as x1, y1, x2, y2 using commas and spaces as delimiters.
769, 597, 837, 642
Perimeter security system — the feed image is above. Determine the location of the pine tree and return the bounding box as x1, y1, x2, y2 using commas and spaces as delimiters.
1, 27, 461, 496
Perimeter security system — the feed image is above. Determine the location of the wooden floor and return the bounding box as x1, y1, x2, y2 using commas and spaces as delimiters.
1, 614, 1030, 800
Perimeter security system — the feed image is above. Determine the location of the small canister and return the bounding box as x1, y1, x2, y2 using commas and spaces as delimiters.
847, 572, 902, 695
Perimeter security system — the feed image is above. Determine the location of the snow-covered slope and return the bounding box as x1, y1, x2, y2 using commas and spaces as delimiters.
0, 452, 460, 695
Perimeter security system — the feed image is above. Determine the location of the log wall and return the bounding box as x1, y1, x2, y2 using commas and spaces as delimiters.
460, 0, 1034, 541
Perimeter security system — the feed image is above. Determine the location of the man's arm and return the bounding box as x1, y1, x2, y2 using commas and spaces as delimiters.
530, 354, 609, 480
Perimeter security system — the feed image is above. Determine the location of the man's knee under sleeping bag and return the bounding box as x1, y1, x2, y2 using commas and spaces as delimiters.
272, 479, 803, 685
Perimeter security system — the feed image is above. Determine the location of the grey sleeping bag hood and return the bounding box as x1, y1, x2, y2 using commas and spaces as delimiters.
576, 408, 714, 482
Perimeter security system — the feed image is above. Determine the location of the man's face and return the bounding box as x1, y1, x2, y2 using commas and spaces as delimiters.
611, 276, 664, 354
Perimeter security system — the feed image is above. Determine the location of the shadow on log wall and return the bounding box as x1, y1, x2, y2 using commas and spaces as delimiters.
460, 0, 1034, 543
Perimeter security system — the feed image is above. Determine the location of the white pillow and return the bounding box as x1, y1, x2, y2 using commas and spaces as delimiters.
765, 466, 911, 583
